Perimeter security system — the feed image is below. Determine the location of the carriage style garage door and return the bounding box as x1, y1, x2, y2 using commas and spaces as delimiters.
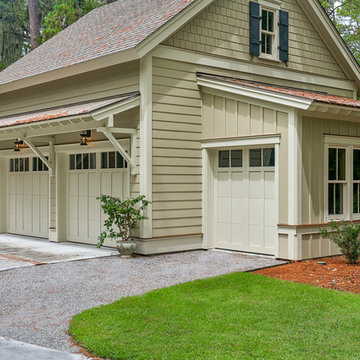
8, 157, 49, 238
67, 151, 129, 245
215, 148, 277, 255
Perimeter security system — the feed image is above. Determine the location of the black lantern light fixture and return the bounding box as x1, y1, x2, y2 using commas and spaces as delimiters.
80, 130, 91, 146
14, 139, 23, 152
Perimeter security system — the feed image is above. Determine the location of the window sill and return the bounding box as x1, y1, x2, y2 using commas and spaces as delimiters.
258, 54, 282, 63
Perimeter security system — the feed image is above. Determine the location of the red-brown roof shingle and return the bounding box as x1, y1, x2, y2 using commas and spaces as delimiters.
198, 73, 360, 109
0, 92, 139, 128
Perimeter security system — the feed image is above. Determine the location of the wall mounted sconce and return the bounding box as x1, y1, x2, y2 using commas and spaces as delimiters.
14, 139, 23, 152
80, 130, 91, 146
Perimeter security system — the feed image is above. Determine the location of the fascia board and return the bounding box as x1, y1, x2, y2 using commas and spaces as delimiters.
92, 96, 140, 121
300, 0, 360, 88
197, 77, 313, 110
135, 0, 215, 57
0, 48, 139, 95
307, 102, 360, 116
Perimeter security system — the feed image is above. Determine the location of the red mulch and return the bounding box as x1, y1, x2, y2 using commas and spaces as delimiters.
255, 256, 360, 294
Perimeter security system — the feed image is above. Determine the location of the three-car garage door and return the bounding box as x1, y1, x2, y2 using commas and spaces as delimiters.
215, 148, 277, 255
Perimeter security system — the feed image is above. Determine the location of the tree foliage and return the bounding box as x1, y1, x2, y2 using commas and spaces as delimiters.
321, 0, 360, 63
41, 0, 112, 43
0, 0, 115, 69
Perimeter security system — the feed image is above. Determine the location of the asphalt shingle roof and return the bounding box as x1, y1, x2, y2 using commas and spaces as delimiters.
197, 73, 360, 109
0, 0, 196, 86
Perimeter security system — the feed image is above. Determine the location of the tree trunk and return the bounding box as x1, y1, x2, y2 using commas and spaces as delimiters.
28, 0, 40, 49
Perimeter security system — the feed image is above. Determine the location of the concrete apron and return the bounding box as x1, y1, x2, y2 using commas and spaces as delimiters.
0, 233, 117, 271
0, 337, 87, 360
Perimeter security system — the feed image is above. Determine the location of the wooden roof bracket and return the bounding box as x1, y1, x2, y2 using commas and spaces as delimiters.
22, 136, 55, 177
97, 126, 137, 175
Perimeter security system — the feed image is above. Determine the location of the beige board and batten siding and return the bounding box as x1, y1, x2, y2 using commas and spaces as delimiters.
300, 116, 360, 259
164, 0, 347, 81
202, 93, 288, 225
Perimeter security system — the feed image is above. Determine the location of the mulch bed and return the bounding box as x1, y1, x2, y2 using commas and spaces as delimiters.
255, 256, 360, 294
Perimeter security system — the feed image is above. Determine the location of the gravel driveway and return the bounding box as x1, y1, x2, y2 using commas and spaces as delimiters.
0, 250, 284, 355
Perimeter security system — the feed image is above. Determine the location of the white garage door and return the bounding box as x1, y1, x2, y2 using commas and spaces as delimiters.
215, 148, 277, 255
67, 151, 129, 245
8, 157, 49, 238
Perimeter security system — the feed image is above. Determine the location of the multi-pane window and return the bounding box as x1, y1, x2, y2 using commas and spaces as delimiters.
219, 149, 274, 168
101, 152, 127, 169
69, 153, 96, 170
10, 157, 47, 172
353, 150, 360, 214
328, 148, 346, 216
261, 9, 275, 56
32, 157, 49, 172
218, 150, 242, 168
250, 148, 275, 167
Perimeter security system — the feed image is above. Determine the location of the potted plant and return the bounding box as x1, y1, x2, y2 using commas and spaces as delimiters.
97, 194, 150, 258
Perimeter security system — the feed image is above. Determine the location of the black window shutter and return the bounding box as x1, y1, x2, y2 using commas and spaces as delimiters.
249, 1, 261, 57
279, 10, 289, 63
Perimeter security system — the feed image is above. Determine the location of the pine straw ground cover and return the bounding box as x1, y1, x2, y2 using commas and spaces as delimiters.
255, 255, 360, 294
70, 272, 360, 360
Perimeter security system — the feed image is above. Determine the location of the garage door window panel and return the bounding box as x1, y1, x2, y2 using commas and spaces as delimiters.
250, 148, 275, 167
10, 157, 44, 173
218, 150, 243, 168
69, 153, 96, 171
101, 152, 127, 169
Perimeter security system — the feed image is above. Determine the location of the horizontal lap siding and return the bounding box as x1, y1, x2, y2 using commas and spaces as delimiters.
164, 0, 347, 81
0, 61, 139, 116
152, 58, 202, 237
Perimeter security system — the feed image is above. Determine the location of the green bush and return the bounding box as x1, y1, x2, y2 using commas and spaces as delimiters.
321, 221, 360, 264
97, 195, 150, 247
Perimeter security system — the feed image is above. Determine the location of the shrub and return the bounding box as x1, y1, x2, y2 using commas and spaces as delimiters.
321, 221, 360, 264
97, 195, 150, 247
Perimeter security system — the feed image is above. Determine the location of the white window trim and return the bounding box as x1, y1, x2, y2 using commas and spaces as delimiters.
259, 6, 279, 62
258, 0, 281, 10
324, 135, 360, 222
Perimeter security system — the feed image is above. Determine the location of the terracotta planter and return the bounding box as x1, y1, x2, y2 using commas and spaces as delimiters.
116, 240, 137, 258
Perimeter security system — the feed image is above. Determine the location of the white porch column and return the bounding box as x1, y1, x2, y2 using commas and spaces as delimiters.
139, 54, 153, 238
202, 148, 215, 249
51, 152, 67, 242
48, 141, 58, 241
288, 110, 302, 260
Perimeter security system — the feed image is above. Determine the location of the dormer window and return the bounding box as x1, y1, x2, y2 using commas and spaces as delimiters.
261, 8, 276, 56
249, 1, 289, 63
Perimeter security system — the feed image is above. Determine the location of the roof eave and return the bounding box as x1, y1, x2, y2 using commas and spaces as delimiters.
197, 76, 313, 110
0, 48, 140, 95
300, 0, 360, 89
306, 102, 360, 119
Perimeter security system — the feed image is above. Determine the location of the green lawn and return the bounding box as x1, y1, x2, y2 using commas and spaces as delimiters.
70, 273, 360, 360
